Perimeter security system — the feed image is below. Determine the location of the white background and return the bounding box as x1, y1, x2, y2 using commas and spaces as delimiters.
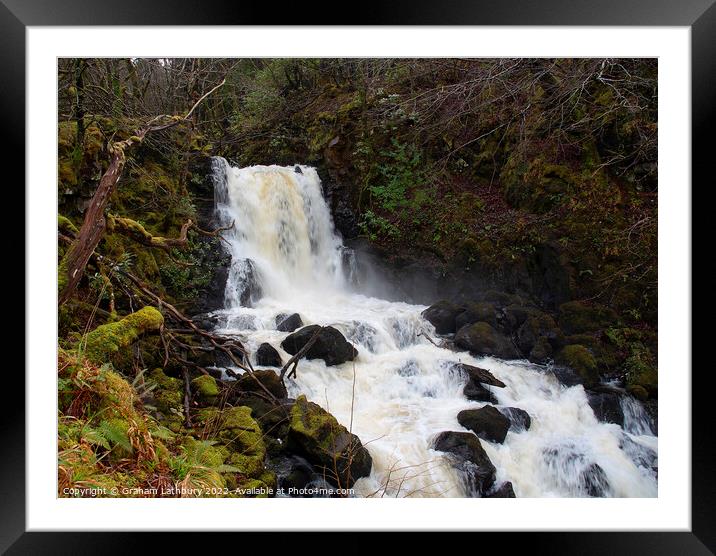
27, 26, 691, 531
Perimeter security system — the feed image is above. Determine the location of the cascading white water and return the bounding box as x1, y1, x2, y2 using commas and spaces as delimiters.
211, 157, 658, 498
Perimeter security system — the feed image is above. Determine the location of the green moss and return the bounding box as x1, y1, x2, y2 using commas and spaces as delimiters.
148, 368, 184, 432
197, 406, 266, 459
627, 384, 649, 401
58, 256, 69, 294
624, 346, 657, 396
80, 306, 163, 364
289, 394, 346, 454
557, 344, 599, 387
58, 215, 79, 236
192, 374, 219, 397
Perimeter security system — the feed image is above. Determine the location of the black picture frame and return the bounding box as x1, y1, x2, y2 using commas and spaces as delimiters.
9, 0, 711, 551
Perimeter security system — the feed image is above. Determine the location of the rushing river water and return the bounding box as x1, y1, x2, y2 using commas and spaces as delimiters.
208, 157, 658, 498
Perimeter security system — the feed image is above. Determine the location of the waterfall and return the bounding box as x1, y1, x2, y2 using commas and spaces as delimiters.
209, 157, 658, 498
213, 157, 346, 306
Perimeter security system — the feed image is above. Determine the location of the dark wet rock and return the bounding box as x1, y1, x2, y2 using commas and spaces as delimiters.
503, 303, 538, 331
455, 302, 499, 330
213, 342, 248, 368
276, 312, 303, 333
463, 381, 499, 404
278, 456, 313, 493
587, 388, 625, 426
558, 301, 618, 335
235, 369, 288, 399
543, 445, 612, 497
286, 395, 372, 488
582, 463, 611, 497
422, 300, 464, 334
619, 435, 658, 478
191, 312, 221, 331
499, 407, 532, 431
550, 365, 584, 388
455, 322, 520, 359
206, 367, 224, 380
556, 345, 599, 387
256, 343, 282, 368
485, 481, 516, 498
457, 405, 511, 444
269, 454, 338, 497
231, 258, 263, 307
185, 158, 233, 314
294, 165, 303, 174
477, 290, 518, 308
433, 431, 496, 496
455, 363, 506, 388
281, 325, 358, 366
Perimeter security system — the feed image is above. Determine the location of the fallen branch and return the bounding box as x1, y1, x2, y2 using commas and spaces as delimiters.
279, 326, 325, 382
106, 215, 193, 254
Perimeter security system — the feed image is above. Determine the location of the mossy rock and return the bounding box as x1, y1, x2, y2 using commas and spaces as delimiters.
286, 395, 372, 488
181, 436, 228, 468
516, 312, 564, 354
197, 406, 266, 461
148, 368, 184, 433
80, 306, 163, 365
191, 374, 220, 403
58, 214, 78, 236
557, 344, 599, 387
558, 301, 617, 335
624, 348, 657, 397
626, 384, 649, 402
455, 321, 520, 359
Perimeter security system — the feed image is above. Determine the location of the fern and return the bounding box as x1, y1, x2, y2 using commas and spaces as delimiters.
97, 420, 133, 453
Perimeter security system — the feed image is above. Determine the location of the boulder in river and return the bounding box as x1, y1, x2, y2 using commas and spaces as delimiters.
432, 431, 496, 496
455, 322, 520, 359
457, 405, 511, 444
456, 363, 506, 388
485, 481, 516, 498
286, 395, 372, 488
421, 300, 464, 334
276, 312, 303, 333
281, 325, 358, 366
463, 381, 498, 404
499, 406, 532, 432
256, 342, 283, 367
235, 369, 288, 399
191, 312, 221, 331
455, 301, 499, 331
556, 344, 599, 387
